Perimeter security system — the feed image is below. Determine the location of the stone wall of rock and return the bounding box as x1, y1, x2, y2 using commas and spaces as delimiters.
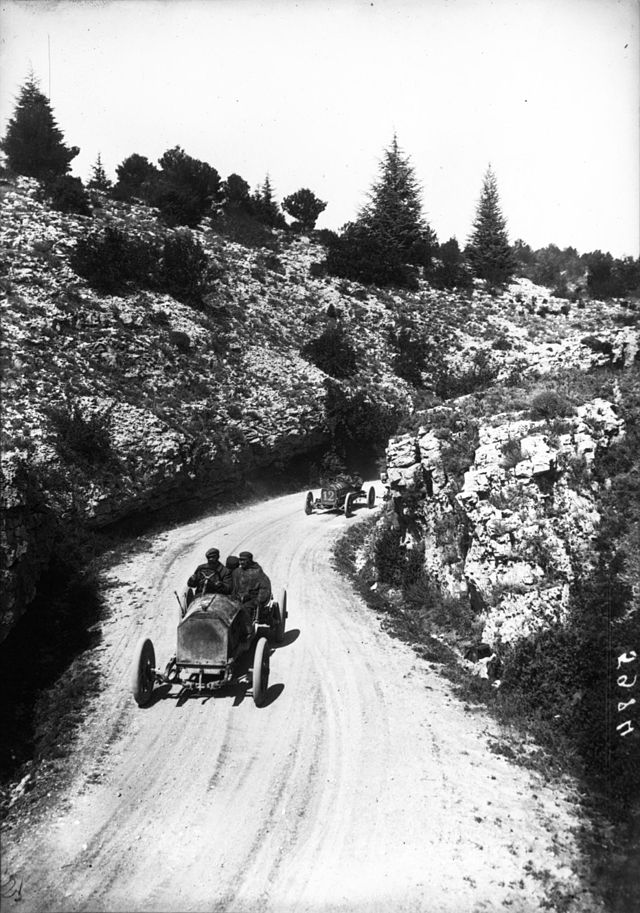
0, 460, 57, 643
383, 399, 625, 650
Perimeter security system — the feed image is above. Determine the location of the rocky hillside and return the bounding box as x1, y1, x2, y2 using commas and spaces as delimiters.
1, 172, 638, 642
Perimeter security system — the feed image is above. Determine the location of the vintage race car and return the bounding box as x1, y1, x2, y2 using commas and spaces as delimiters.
130, 588, 287, 708
304, 476, 376, 517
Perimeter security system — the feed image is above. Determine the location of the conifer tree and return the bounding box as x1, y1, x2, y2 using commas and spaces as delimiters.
466, 166, 514, 287
251, 175, 286, 229
282, 188, 327, 232
1, 74, 79, 181
326, 135, 435, 287
113, 153, 159, 201
88, 153, 112, 191
361, 134, 434, 262
154, 146, 222, 227
222, 173, 252, 212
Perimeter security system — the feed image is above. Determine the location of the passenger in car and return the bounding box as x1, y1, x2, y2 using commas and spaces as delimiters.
232, 551, 272, 622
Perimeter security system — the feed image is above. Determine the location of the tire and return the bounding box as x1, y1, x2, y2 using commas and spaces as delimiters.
344, 492, 353, 517
367, 486, 376, 509
253, 637, 270, 707
304, 491, 314, 515
274, 589, 287, 644
131, 636, 156, 707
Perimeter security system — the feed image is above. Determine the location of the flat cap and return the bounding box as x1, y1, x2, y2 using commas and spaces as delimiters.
238, 550, 253, 561
205, 547, 220, 558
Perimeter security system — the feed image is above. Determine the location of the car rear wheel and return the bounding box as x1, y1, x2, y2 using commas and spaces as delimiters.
131, 636, 156, 707
274, 589, 287, 643
304, 491, 314, 515
344, 492, 354, 517
367, 486, 376, 509
253, 637, 270, 706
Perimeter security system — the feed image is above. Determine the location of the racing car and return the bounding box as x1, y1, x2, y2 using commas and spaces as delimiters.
304, 474, 376, 517
130, 587, 287, 708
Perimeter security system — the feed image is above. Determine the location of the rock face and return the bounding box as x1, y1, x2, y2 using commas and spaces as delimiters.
383, 399, 625, 649
0, 460, 56, 642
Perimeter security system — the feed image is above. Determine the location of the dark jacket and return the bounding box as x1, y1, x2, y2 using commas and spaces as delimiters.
187, 560, 233, 595
232, 561, 271, 606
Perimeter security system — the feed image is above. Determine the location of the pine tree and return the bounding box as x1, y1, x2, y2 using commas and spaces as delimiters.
326, 135, 435, 288
222, 173, 252, 212
251, 174, 287, 228
251, 175, 286, 229
154, 146, 222, 227
88, 153, 112, 191
361, 134, 434, 262
282, 188, 327, 232
466, 166, 514, 287
0, 74, 79, 181
113, 153, 159, 201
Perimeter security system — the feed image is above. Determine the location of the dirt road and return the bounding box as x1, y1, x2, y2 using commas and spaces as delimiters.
3, 488, 602, 912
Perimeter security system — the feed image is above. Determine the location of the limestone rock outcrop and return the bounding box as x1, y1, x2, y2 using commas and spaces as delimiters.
383, 400, 625, 650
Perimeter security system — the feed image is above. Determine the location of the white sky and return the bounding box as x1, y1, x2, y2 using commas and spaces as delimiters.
0, 0, 638, 257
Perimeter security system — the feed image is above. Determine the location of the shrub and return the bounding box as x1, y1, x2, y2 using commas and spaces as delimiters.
45, 175, 92, 216
500, 436, 525, 469
389, 318, 430, 387
491, 334, 511, 351
301, 326, 358, 379
581, 335, 613, 357
436, 349, 497, 399
70, 226, 159, 294
324, 380, 403, 462
158, 231, 211, 304
168, 330, 191, 353
374, 524, 406, 585
46, 400, 114, 467
530, 389, 573, 420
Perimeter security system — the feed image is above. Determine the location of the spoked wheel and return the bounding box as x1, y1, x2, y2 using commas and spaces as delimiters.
304, 491, 314, 515
367, 486, 376, 509
131, 636, 156, 707
274, 589, 287, 644
252, 637, 270, 707
344, 492, 354, 517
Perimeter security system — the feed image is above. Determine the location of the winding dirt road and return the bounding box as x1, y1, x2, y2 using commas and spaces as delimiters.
4, 488, 602, 912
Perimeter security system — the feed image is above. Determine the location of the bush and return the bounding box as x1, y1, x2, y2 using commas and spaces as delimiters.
324, 380, 403, 462
301, 326, 358, 379
374, 524, 406, 585
168, 330, 191, 353
435, 349, 497, 399
45, 175, 92, 216
389, 318, 430, 387
500, 436, 524, 468
70, 226, 159, 294
530, 389, 573, 420
158, 231, 211, 304
47, 401, 114, 467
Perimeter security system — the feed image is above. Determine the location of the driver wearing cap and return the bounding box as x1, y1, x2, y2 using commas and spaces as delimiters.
187, 547, 233, 597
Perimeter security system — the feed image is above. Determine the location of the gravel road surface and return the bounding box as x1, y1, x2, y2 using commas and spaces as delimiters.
3, 487, 602, 912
